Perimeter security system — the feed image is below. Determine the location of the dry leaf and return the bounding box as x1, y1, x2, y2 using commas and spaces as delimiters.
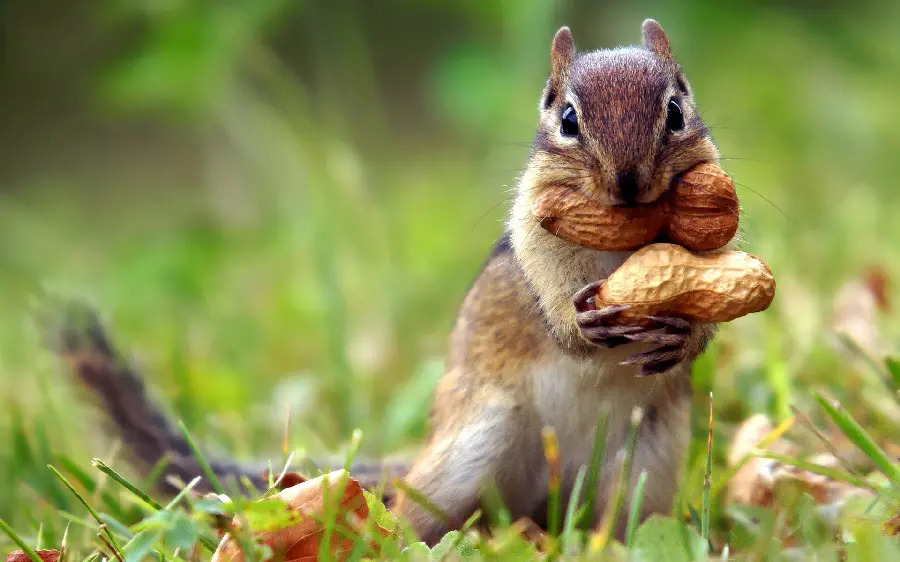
212, 469, 388, 562
510, 517, 550, 552
5, 550, 60, 562
830, 267, 890, 361
727, 414, 795, 506
762, 452, 873, 519
727, 416, 872, 511
883, 514, 900, 536
261, 470, 308, 491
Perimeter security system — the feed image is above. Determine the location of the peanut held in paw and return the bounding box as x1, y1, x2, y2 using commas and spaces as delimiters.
594, 243, 775, 324
533, 162, 739, 252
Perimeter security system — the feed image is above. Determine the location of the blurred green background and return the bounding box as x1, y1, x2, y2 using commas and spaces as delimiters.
2, 0, 899, 542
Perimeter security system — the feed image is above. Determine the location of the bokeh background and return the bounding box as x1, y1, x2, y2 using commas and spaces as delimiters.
2, 0, 899, 542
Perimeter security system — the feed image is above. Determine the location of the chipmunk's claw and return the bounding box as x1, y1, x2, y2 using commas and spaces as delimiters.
575, 305, 639, 348
573, 282, 694, 367
618, 315, 693, 376
572, 280, 606, 313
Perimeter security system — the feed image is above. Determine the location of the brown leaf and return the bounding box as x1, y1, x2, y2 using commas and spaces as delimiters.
212, 469, 388, 562
727, 414, 795, 506
764, 453, 871, 506
727, 415, 873, 511
864, 267, 890, 312
261, 470, 308, 491
5, 550, 60, 562
830, 268, 890, 361
883, 514, 900, 536
510, 517, 550, 552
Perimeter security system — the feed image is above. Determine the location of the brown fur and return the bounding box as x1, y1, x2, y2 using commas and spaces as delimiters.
47, 19, 732, 548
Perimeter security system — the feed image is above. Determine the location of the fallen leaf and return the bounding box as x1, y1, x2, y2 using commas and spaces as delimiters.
764, 453, 870, 505
212, 469, 389, 562
863, 267, 890, 312
727, 416, 872, 513
5, 550, 60, 562
510, 517, 550, 552
830, 267, 890, 362
727, 414, 795, 506
882, 514, 900, 536
261, 470, 308, 491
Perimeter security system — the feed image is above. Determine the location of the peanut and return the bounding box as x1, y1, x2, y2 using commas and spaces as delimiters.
535, 193, 666, 251
533, 163, 739, 252
594, 243, 775, 324
664, 163, 740, 251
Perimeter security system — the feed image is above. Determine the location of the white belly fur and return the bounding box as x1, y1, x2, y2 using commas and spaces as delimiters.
529, 349, 670, 499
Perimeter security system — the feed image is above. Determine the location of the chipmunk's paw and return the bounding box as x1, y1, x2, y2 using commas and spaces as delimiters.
619, 315, 693, 376
573, 281, 643, 349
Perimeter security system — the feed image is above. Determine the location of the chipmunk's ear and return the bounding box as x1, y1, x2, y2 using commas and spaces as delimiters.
544, 26, 574, 109
641, 19, 672, 59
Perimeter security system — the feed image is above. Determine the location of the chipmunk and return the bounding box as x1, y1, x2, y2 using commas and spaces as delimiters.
47, 20, 728, 546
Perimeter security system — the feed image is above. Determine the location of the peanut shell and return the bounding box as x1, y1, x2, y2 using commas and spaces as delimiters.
533, 186, 665, 251
595, 243, 775, 324
665, 163, 740, 251
532, 162, 739, 252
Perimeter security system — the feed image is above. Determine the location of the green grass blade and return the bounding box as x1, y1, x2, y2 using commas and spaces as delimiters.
814, 393, 900, 484
11, 410, 68, 509
120, 475, 217, 556
342, 429, 363, 473
261, 451, 295, 498
541, 426, 562, 537
709, 416, 795, 500
176, 420, 225, 495
317, 469, 344, 561
97, 524, 125, 562
625, 470, 647, 547
55, 456, 126, 518
97, 515, 133, 540
701, 392, 714, 543
754, 452, 877, 491
561, 465, 587, 555
592, 406, 642, 552
836, 334, 897, 395
0, 518, 46, 562
391, 480, 451, 528
142, 453, 172, 491
60, 523, 70, 562
92, 459, 164, 511
886, 357, 900, 391
48, 464, 124, 557
579, 413, 607, 531
765, 326, 791, 422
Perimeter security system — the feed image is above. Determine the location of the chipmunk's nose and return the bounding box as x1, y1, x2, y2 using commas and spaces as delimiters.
616, 169, 640, 205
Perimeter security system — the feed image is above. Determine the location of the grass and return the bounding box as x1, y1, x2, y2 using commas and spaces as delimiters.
3, 3, 900, 560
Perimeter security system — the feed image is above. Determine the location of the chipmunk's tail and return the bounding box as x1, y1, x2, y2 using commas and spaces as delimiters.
42, 301, 407, 499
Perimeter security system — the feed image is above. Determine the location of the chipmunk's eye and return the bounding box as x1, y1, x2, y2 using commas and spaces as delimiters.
666, 99, 684, 131
561, 104, 579, 137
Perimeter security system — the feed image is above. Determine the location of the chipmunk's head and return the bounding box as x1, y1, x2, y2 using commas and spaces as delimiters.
526, 20, 719, 207
508, 21, 723, 347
